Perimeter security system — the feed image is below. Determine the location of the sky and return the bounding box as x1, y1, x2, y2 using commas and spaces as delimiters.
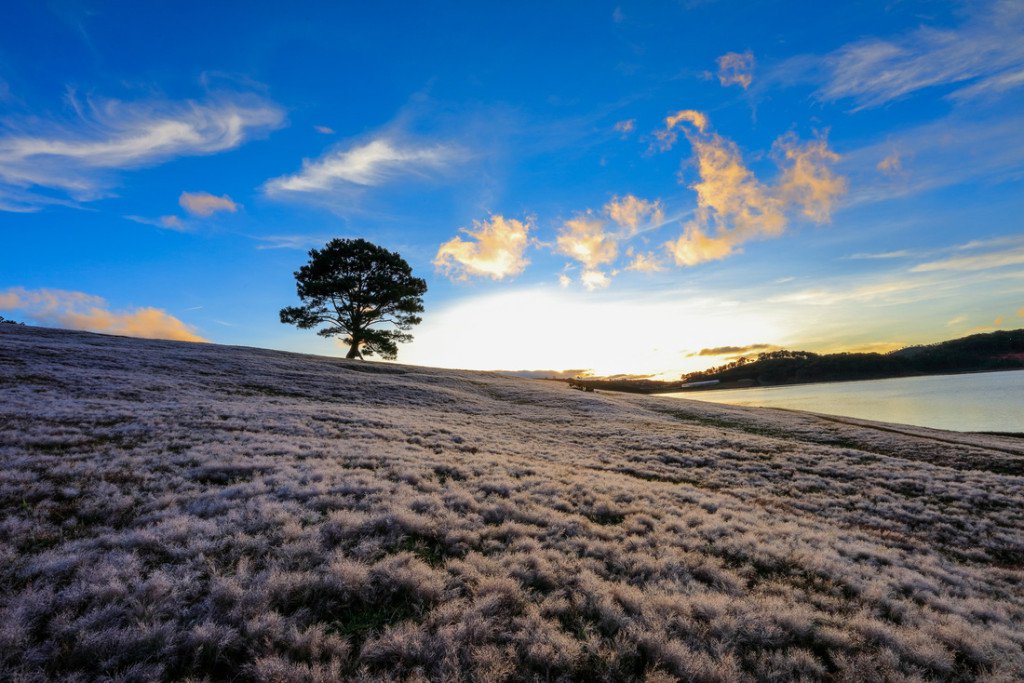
2, 0, 1023, 378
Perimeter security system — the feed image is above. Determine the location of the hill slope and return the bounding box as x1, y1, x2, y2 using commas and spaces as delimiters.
1, 326, 1023, 681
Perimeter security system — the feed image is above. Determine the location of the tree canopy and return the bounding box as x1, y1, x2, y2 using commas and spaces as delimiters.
279, 238, 427, 360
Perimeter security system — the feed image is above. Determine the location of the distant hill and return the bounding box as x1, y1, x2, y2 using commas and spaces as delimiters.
680, 329, 1024, 390
565, 329, 1024, 394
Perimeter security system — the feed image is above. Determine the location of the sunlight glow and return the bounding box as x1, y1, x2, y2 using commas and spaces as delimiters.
403, 286, 789, 378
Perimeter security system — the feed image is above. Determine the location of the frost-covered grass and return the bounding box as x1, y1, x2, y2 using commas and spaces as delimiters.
1, 325, 1023, 682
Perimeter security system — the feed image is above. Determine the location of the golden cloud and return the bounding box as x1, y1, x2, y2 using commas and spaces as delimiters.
666, 224, 738, 266
552, 197, 665, 287
624, 249, 665, 273
434, 215, 531, 280
605, 194, 665, 236
775, 134, 847, 223
688, 132, 786, 238
716, 51, 755, 89
159, 215, 187, 230
666, 109, 708, 133
655, 109, 708, 151
179, 191, 238, 217
0, 287, 206, 342
614, 119, 635, 134
877, 152, 902, 174
556, 215, 618, 269
663, 111, 846, 266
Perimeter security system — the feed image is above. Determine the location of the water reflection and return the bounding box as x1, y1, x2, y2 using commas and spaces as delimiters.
666, 370, 1024, 433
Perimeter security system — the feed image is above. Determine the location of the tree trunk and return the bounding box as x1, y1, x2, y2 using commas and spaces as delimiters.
346, 340, 362, 360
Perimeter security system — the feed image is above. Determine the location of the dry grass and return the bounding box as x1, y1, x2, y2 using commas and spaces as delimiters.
1, 325, 1023, 682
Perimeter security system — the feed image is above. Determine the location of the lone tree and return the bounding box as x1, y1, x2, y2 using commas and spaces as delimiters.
280, 238, 427, 360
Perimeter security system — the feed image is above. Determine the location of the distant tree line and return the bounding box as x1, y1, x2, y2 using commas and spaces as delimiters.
0, 316, 24, 325
683, 329, 1024, 387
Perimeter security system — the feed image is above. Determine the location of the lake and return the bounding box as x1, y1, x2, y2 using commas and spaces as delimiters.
666, 370, 1024, 433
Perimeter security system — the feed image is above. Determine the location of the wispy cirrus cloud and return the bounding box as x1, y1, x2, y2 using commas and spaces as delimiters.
841, 112, 1024, 206
434, 215, 531, 281
250, 234, 333, 250
0, 93, 283, 210
124, 214, 190, 231
179, 191, 237, 216
785, 0, 1024, 108
847, 249, 914, 260
847, 235, 1024, 269
770, 263, 1024, 309
0, 287, 205, 342
911, 245, 1024, 273
264, 137, 462, 195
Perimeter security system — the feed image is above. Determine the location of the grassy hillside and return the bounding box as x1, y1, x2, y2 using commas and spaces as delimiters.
1, 326, 1023, 681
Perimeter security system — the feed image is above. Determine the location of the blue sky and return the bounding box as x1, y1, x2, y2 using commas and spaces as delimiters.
2, 0, 1023, 377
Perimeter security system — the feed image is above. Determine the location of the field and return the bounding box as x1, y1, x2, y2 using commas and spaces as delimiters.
1, 325, 1023, 681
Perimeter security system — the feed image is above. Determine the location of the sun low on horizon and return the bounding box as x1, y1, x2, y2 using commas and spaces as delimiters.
2, 1, 1023, 378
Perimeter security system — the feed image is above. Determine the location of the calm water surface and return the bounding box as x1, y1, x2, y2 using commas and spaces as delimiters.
666, 370, 1024, 433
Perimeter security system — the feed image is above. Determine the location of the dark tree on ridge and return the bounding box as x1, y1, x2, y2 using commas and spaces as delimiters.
279, 238, 427, 360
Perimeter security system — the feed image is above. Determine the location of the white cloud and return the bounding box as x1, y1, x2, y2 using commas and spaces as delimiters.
179, 191, 237, 217
265, 137, 461, 194
816, 0, 1024, 108
0, 93, 283, 208
0, 287, 205, 342
580, 269, 611, 290
949, 67, 1024, 101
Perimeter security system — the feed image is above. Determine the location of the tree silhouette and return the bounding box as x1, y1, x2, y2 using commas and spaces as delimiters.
279, 238, 427, 360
